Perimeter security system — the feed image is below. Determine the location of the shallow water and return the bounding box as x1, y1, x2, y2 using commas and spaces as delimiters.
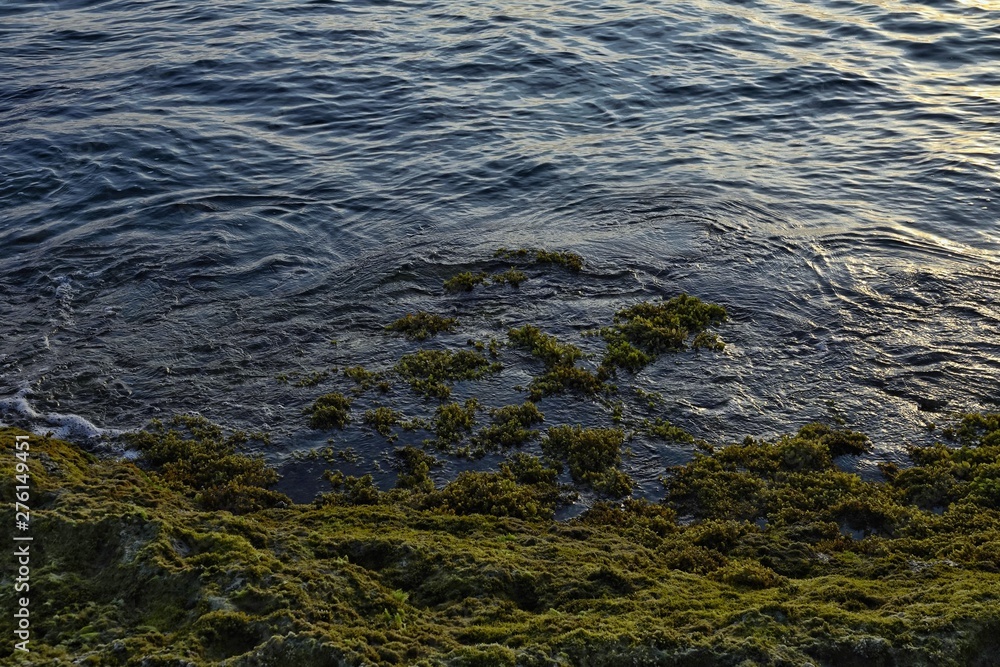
2, 0, 998, 499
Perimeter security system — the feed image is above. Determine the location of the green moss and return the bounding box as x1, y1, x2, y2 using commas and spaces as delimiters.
444, 271, 489, 292
395, 349, 501, 399
385, 311, 458, 340
305, 392, 352, 429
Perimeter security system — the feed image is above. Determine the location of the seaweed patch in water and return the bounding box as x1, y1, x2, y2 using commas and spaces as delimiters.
385, 311, 458, 340
395, 349, 501, 399
600, 293, 727, 373
123, 415, 289, 514
443, 271, 489, 292
470, 401, 545, 455
542, 424, 632, 497
306, 392, 353, 430
494, 246, 585, 272
508, 324, 609, 400
362, 406, 403, 440
427, 399, 480, 450
490, 267, 527, 287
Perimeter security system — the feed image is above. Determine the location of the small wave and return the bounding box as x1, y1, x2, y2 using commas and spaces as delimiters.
0, 387, 118, 443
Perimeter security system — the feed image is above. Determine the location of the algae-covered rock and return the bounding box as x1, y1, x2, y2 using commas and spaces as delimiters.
5, 417, 1000, 665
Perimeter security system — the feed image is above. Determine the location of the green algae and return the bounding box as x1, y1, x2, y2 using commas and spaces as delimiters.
5, 246, 1000, 666
507, 325, 610, 400
541, 425, 632, 497
526, 365, 609, 402
421, 463, 568, 521
293, 370, 331, 388
600, 294, 728, 373
395, 349, 502, 399
363, 407, 403, 439
342, 365, 390, 394
494, 247, 585, 272
490, 267, 527, 287
123, 416, 289, 514
642, 417, 698, 444
469, 402, 545, 455
6, 416, 1000, 665
305, 391, 353, 430
508, 325, 584, 368
276, 370, 333, 387
427, 399, 480, 450
444, 271, 489, 292
386, 311, 458, 340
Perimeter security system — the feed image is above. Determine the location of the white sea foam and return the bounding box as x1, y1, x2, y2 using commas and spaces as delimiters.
0, 387, 121, 442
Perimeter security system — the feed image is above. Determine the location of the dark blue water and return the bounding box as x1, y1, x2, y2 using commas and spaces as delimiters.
2, 0, 998, 496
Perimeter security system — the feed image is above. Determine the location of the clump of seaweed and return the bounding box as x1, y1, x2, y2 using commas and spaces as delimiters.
306, 392, 353, 429
600, 294, 727, 373
494, 247, 585, 272
395, 349, 501, 399
386, 311, 458, 340
526, 365, 609, 401
422, 453, 571, 520
443, 271, 489, 292
319, 471, 382, 506
491, 267, 527, 287
341, 365, 391, 394
393, 445, 438, 492
508, 325, 584, 368
470, 402, 545, 455
508, 325, 609, 400
642, 417, 697, 444
428, 399, 480, 450
7, 415, 1000, 665
542, 425, 632, 497
363, 407, 403, 440
123, 415, 289, 513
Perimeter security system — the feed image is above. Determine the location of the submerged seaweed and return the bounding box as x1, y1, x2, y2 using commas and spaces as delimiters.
385, 311, 458, 340
395, 349, 502, 399
600, 293, 728, 373
305, 392, 353, 429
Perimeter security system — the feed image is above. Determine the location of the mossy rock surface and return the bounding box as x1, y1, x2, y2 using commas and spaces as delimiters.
4, 414, 1000, 665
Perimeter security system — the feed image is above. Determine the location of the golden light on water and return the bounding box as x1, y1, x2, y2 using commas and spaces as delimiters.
957, 0, 1000, 9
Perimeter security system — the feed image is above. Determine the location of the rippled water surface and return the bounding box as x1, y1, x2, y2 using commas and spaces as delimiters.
2, 0, 998, 498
